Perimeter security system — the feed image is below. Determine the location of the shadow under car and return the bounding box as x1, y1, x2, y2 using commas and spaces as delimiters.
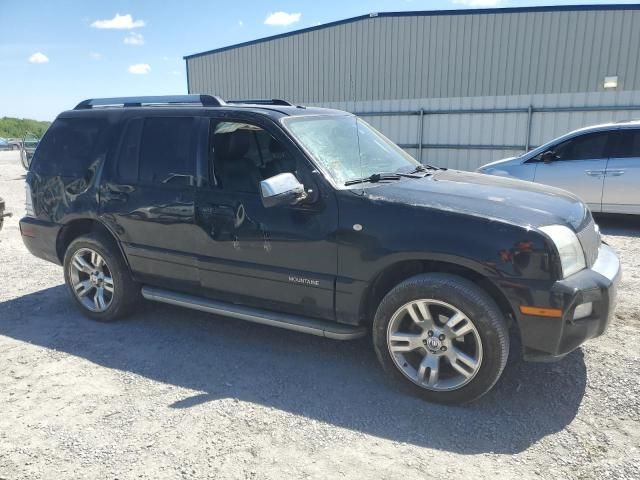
0, 285, 587, 455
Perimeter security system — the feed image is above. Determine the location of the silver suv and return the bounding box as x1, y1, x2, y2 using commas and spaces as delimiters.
478, 121, 640, 215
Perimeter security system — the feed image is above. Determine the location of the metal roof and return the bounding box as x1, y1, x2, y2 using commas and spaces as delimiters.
184, 4, 640, 60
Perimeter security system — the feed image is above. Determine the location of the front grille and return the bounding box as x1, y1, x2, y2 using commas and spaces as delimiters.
576, 217, 601, 268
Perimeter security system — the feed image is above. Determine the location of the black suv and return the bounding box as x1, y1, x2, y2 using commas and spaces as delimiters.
20, 95, 621, 404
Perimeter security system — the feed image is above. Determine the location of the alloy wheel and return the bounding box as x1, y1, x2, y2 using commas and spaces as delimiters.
69, 248, 114, 313
387, 299, 483, 391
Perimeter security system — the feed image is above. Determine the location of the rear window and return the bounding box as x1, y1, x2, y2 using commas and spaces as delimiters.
32, 118, 107, 176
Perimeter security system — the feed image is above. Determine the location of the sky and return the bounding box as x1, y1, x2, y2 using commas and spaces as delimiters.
0, 0, 637, 121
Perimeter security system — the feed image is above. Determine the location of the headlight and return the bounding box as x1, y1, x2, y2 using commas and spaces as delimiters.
539, 225, 586, 278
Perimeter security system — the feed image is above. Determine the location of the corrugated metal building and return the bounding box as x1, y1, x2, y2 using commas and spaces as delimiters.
185, 4, 640, 170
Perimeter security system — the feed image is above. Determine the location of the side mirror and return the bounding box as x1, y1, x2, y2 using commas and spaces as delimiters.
541, 151, 558, 163
260, 173, 307, 208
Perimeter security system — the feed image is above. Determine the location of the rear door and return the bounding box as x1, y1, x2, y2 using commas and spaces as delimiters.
533, 131, 610, 212
100, 114, 204, 291
602, 129, 640, 214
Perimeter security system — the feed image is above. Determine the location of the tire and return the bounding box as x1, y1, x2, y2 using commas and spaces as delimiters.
373, 273, 509, 404
63, 233, 139, 322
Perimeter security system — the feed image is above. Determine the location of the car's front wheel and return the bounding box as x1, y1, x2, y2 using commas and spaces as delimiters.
63, 233, 139, 321
373, 273, 509, 404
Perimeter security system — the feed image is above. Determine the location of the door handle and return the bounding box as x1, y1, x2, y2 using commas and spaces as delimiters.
104, 188, 129, 202
585, 170, 605, 177
606, 170, 626, 177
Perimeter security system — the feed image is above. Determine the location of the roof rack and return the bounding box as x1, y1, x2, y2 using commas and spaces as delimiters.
74, 95, 226, 110
226, 99, 294, 106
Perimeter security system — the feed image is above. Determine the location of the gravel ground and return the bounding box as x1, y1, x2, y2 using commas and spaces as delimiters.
0, 150, 638, 480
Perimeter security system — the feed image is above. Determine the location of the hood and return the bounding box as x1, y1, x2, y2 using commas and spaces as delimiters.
366, 169, 590, 230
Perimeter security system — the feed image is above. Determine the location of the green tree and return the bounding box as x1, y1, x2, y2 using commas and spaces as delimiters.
0, 117, 51, 139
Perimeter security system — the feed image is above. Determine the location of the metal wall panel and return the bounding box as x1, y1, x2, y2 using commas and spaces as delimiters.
318, 90, 640, 171
186, 7, 640, 171
187, 8, 640, 101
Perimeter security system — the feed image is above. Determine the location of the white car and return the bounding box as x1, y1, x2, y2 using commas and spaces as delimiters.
478, 121, 640, 215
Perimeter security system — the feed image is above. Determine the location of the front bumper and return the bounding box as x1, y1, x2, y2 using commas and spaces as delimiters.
520, 243, 621, 361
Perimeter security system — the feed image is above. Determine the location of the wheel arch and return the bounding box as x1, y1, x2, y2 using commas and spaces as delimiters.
56, 218, 130, 268
360, 258, 516, 327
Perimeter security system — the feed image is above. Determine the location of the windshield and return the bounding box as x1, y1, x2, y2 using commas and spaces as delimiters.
284, 115, 421, 186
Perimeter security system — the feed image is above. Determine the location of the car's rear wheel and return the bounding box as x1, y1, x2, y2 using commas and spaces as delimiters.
373, 273, 509, 404
63, 233, 138, 321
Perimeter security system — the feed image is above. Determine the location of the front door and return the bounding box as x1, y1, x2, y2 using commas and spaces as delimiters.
100, 114, 202, 291
533, 131, 610, 212
193, 115, 339, 320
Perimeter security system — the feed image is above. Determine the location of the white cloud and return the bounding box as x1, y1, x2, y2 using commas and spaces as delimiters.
264, 11, 301, 26
453, 0, 503, 6
89, 52, 103, 60
128, 63, 151, 74
124, 32, 145, 45
91, 13, 145, 29
170, 70, 182, 76
28, 52, 49, 64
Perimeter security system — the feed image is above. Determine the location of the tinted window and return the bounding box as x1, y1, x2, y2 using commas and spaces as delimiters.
32, 118, 106, 176
139, 117, 195, 185
209, 121, 297, 193
607, 130, 640, 158
116, 118, 143, 181
554, 132, 609, 161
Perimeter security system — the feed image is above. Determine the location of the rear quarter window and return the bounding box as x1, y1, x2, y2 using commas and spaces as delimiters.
31, 117, 107, 176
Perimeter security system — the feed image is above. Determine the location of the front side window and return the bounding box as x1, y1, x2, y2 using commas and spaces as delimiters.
32, 117, 106, 176
209, 121, 297, 193
283, 115, 420, 186
552, 132, 610, 161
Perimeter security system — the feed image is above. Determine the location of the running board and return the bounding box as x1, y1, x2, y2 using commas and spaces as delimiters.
141, 286, 367, 340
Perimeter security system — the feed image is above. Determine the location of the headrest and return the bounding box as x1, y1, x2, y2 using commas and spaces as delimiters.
227, 130, 251, 160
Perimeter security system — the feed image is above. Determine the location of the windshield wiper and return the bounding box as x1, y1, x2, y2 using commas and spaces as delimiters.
344, 173, 403, 186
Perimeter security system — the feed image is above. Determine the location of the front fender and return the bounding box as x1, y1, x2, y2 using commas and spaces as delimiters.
335, 194, 555, 325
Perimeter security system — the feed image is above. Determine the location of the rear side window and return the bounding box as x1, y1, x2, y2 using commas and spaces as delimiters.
114, 116, 196, 186
139, 117, 195, 185
607, 130, 640, 158
32, 118, 106, 176
117, 118, 143, 181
